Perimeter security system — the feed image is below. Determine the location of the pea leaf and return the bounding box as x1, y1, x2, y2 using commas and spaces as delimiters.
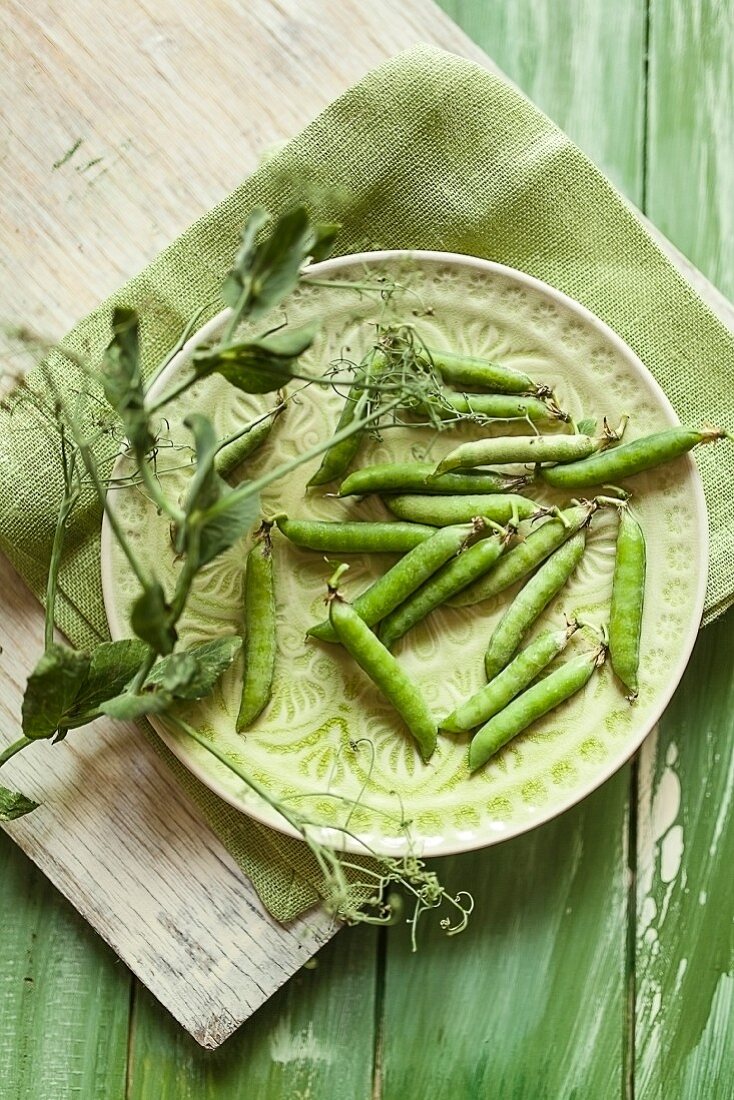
101, 307, 154, 452
195, 485, 261, 566
100, 690, 173, 720
183, 413, 224, 514
221, 206, 340, 324
0, 786, 39, 822
577, 417, 597, 437
130, 584, 177, 655
145, 636, 242, 699
62, 639, 150, 725
21, 644, 91, 741
193, 322, 317, 394
221, 208, 272, 310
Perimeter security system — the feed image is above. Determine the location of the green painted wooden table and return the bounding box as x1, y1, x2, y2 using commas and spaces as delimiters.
2, 1, 732, 1096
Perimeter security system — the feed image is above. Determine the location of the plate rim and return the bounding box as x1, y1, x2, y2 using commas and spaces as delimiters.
101, 249, 708, 857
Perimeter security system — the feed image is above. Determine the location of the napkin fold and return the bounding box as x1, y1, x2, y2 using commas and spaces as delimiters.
2, 45, 733, 921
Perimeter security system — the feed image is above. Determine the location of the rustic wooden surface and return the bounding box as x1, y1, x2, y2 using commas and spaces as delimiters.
1, 0, 732, 1094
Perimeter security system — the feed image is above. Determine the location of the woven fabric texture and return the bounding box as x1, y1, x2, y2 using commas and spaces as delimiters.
1, 46, 733, 921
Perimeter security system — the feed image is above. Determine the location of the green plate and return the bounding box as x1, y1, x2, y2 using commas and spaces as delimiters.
101, 251, 706, 856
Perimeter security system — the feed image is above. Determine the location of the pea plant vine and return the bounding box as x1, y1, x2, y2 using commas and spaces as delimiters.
0, 206, 474, 944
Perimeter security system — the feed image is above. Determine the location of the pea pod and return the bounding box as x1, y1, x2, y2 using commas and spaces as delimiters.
379, 530, 508, 649
276, 518, 435, 553
469, 646, 606, 772
237, 526, 276, 730
609, 506, 646, 697
307, 378, 371, 487
442, 624, 578, 732
434, 432, 605, 476
215, 401, 283, 481
309, 521, 480, 643
339, 462, 530, 497
329, 589, 437, 761
449, 501, 596, 607
420, 347, 542, 395
484, 531, 587, 680
540, 426, 728, 489
420, 392, 565, 425
384, 493, 538, 526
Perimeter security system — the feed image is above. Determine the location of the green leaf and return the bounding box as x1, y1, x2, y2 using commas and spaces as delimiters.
193, 322, 317, 394
221, 208, 272, 310
577, 417, 597, 436
308, 222, 340, 263
130, 584, 177, 655
99, 690, 173, 720
21, 644, 91, 740
183, 413, 225, 515
146, 636, 242, 700
62, 639, 150, 724
0, 785, 39, 822
101, 307, 154, 452
196, 485, 261, 566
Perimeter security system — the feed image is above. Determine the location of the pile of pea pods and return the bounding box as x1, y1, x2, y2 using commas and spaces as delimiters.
237, 346, 727, 771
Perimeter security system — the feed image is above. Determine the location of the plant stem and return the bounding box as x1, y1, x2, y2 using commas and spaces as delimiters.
45, 439, 79, 650
0, 737, 32, 768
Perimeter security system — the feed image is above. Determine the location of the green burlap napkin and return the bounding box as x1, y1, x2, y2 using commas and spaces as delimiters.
2, 45, 733, 922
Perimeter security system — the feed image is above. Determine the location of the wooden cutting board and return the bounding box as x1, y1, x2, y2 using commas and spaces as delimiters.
1, 0, 732, 1048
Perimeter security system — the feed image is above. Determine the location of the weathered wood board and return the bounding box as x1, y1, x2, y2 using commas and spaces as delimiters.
1, 2, 732, 1090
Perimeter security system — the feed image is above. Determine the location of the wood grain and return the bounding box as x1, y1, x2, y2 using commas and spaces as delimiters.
636, 1, 734, 1093
1, 0, 732, 1082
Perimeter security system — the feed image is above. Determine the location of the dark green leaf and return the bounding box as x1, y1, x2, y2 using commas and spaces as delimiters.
62, 639, 149, 724
146, 636, 242, 700
246, 206, 314, 322
196, 486, 261, 566
0, 785, 39, 822
99, 690, 173, 720
183, 413, 224, 514
101, 307, 154, 452
130, 584, 177, 655
221, 208, 271, 310
308, 221, 340, 263
22, 644, 91, 740
193, 322, 317, 394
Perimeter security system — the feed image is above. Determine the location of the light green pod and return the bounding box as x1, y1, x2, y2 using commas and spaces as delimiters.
215, 403, 282, 480
434, 432, 601, 476
421, 392, 565, 425
609, 506, 646, 697
449, 502, 595, 607
309, 521, 478, 643
421, 347, 539, 394
379, 531, 508, 649
276, 518, 436, 553
484, 530, 587, 680
237, 528, 276, 731
469, 647, 605, 772
329, 595, 437, 761
441, 625, 577, 733
384, 493, 538, 526
338, 462, 528, 497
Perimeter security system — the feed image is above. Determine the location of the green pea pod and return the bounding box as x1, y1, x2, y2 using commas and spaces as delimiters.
379, 531, 508, 649
309, 521, 480, 643
237, 527, 276, 731
421, 392, 565, 425
215, 402, 283, 481
434, 432, 602, 476
276, 518, 436, 553
442, 624, 578, 733
540, 426, 727, 489
609, 506, 646, 697
338, 462, 529, 497
469, 646, 606, 772
307, 382, 370, 487
384, 493, 538, 526
484, 531, 587, 680
329, 594, 437, 762
421, 347, 540, 394
449, 501, 596, 607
